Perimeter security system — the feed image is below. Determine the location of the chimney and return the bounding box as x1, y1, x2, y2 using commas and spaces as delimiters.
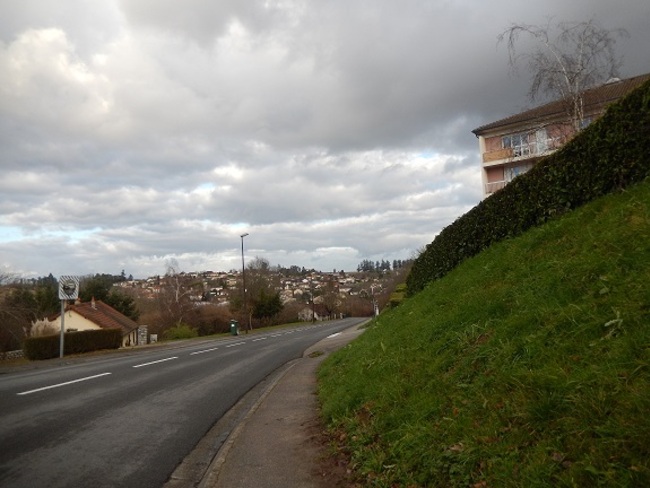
91, 297, 96, 309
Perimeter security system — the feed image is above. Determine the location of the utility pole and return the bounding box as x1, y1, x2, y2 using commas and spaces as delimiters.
240, 233, 249, 332
310, 277, 315, 323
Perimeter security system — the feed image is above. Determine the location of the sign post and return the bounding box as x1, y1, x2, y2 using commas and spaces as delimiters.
58, 276, 79, 358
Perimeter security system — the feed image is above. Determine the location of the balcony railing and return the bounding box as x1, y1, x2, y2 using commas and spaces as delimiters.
482, 138, 559, 163
485, 180, 507, 194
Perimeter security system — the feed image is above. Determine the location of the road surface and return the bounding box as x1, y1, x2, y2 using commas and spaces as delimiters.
0, 318, 365, 488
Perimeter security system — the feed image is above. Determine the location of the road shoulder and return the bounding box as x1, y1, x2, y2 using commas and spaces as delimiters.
198, 322, 366, 488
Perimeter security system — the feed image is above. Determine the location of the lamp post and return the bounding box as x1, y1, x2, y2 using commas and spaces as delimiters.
240, 233, 249, 332
310, 277, 315, 323
371, 285, 379, 317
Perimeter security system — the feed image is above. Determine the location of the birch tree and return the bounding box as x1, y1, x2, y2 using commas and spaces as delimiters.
498, 18, 628, 130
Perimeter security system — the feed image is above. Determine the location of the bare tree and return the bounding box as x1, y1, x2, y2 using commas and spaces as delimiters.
0, 272, 16, 286
498, 18, 628, 130
0, 283, 35, 351
242, 257, 282, 329
319, 277, 341, 319
155, 259, 195, 330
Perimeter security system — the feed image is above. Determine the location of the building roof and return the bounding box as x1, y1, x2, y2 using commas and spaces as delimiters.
472, 72, 650, 135
65, 299, 139, 335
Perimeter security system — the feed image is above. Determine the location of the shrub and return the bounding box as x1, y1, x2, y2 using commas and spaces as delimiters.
162, 324, 198, 340
388, 283, 407, 308
23, 328, 122, 360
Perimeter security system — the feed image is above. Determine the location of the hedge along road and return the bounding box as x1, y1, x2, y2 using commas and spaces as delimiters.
0, 318, 366, 488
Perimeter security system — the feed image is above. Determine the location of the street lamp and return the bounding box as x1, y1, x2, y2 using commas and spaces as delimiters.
371, 285, 379, 317
310, 277, 315, 323
240, 233, 249, 332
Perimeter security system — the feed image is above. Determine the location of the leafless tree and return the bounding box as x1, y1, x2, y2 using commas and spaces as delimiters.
155, 259, 195, 330
0, 278, 30, 351
0, 272, 15, 286
240, 257, 282, 330
498, 18, 628, 130
319, 276, 341, 319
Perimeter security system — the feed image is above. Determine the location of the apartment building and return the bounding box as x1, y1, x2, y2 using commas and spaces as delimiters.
472, 72, 650, 197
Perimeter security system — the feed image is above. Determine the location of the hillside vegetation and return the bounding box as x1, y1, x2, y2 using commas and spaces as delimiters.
319, 178, 650, 486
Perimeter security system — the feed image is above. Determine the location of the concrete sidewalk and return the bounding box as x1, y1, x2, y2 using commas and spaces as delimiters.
197, 323, 365, 487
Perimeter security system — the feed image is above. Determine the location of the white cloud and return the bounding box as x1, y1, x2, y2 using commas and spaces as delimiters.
0, 0, 648, 278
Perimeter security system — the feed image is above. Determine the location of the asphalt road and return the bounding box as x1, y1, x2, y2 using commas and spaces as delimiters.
0, 318, 365, 488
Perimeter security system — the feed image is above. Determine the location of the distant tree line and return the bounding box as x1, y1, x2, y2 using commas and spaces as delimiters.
356, 259, 412, 273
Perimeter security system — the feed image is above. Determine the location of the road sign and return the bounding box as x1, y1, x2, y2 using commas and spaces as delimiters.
58, 276, 79, 300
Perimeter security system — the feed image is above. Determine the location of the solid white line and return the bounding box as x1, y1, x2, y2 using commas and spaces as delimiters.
17, 372, 112, 396
132, 356, 178, 368
226, 342, 246, 348
190, 347, 219, 355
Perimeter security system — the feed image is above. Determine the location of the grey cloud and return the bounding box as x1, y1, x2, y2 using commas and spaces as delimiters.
1, 0, 648, 278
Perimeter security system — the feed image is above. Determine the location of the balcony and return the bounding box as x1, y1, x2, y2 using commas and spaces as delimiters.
485, 180, 507, 194
482, 138, 559, 164
483, 148, 513, 163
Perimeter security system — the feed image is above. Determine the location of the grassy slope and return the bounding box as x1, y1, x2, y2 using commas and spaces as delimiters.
319, 179, 650, 487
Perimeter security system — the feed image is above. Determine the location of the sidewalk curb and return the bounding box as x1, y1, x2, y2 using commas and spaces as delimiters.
196, 359, 300, 488
165, 321, 368, 488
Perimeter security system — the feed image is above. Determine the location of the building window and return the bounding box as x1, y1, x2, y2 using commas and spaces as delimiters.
504, 162, 533, 182
502, 132, 530, 157
579, 117, 593, 129
536, 128, 549, 153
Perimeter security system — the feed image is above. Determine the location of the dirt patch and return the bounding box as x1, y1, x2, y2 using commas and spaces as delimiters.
303, 415, 360, 487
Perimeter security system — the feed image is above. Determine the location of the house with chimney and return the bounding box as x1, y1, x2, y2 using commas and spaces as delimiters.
43, 298, 142, 347
472, 73, 650, 197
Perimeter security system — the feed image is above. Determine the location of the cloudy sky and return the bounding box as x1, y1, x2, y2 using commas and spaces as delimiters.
1, 1, 648, 279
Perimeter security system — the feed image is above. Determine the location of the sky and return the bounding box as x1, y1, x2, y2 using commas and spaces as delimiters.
1, 1, 649, 280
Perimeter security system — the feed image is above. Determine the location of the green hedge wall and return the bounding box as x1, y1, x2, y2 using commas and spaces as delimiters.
23, 328, 122, 360
406, 79, 650, 295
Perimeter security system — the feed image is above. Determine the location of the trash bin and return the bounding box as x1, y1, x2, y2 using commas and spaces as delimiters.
230, 319, 239, 336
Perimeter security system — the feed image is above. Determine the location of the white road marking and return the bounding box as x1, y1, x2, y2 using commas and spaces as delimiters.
133, 357, 178, 368
327, 332, 342, 339
17, 372, 112, 396
190, 347, 219, 355
226, 342, 246, 348
252, 337, 268, 342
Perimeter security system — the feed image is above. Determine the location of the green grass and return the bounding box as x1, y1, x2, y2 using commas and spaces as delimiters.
318, 179, 650, 487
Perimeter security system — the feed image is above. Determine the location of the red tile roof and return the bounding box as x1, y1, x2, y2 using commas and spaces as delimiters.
472, 72, 650, 135
65, 299, 139, 335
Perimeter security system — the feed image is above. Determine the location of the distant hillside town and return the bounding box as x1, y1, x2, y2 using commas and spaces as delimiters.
0, 259, 412, 353
115, 259, 411, 307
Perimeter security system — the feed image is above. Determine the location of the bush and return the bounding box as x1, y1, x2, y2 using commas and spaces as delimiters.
407, 79, 650, 295
184, 305, 232, 336
388, 283, 407, 308
162, 324, 198, 340
23, 328, 122, 360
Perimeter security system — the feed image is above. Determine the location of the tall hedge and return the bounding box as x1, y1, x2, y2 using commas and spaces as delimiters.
407, 79, 650, 295
23, 328, 122, 360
